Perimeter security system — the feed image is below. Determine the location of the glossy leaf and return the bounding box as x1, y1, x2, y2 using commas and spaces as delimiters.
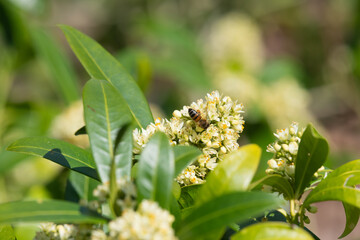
176, 191, 284, 240
174, 145, 202, 176
231, 222, 313, 240
304, 159, 360, 238
340, 202, 360, 238
250, 174, 294, 199
7, 137, 99, 180
31, 28, 79, 105
83, 79, 132, 183
60, 25, 153, 129
137, 132, 174, 210
295, 124, 329, 198
0, 225, 16, 240
0, 200, 107, 224
197, 144, 261, 203
113, 124, 134, 181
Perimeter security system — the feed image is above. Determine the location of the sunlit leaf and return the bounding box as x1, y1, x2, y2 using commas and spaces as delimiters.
60, 25, 153, 129
295, 124, 329, 198
0, 200, 107, 224
137, 132, 174, 210
231, 222, 313, 240
197, 144, 261, 203
176, 192, 284, 240
83, 79, 132, 183
7, 137, 99, 180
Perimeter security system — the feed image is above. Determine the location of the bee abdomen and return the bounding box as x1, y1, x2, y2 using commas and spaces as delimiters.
188, 108, 201, 121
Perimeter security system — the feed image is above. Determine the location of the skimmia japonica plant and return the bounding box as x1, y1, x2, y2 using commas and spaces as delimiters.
1, 25, 360, 240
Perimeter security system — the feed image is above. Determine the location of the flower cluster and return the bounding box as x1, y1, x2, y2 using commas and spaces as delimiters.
265, 122, 303, 179
266, 122, 325, 183
133, 91, 245, 186
92, 178, 137, 211
33, 223, 94, 240
107, 200, 177, 240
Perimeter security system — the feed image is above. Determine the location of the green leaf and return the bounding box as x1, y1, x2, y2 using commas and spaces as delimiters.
176, 191, 284, 240
31, 28, 79, 105
231, 222, 313, 240
60, 25, 153, 129
0, 225, 16, 240
0, 200, 107, 224
174, 145, 201, 176
295, 124, 329, 198
109, 125, 134, 216
304, 160, 360, 207
339, 202, 360, 238
304, 159, 360, 238
75, 126, 87, 136
178, 184, 202, 209
83, 79, 132, 183
250, 175, 295, 199
66, 171, 99, 202
137, 132, 174, 210
197, 144, 261, 204
7, 137, 99, 180
113, 124, 134, 181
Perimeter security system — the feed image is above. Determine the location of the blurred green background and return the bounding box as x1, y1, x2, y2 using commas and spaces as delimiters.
1, 0, 360, 239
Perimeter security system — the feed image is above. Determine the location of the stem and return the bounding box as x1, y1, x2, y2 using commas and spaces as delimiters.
299, 205, 305, 227
290, 199, 296, 223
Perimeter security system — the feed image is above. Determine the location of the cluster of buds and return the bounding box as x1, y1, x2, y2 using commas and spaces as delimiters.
91, 178, 137, 211
265, 122, 303, 180
133, 91, 245, 186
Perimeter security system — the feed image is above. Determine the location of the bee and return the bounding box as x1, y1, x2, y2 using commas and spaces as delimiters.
188, 108, 210, 129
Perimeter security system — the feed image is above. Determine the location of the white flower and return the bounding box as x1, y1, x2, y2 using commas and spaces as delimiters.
108, 200, 177, 240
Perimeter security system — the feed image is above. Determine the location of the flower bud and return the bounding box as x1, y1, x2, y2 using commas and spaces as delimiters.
265, 169, 276, 174
281, 144, 289, 152
274, 143, 281, 151
285, 163, 295, 176
288, 142, 298, 155
173, 110, 182, 118
267, 159, 278, 169
304, 215, 310, 224
306, 205, 318, 213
